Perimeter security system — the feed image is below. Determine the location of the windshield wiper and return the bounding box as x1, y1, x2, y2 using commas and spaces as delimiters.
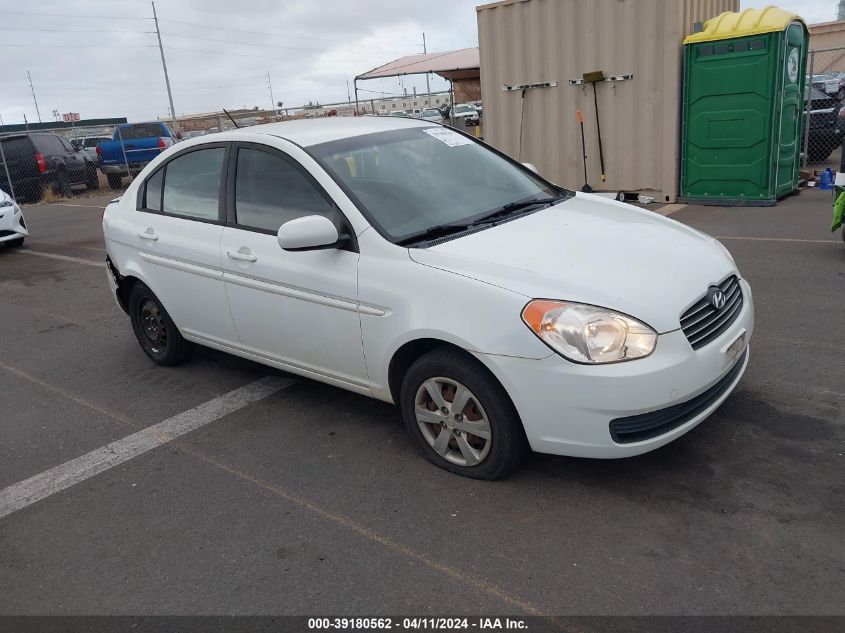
449, 196, 563, 229
396, 195, 563, 247
395, 222, 492, 247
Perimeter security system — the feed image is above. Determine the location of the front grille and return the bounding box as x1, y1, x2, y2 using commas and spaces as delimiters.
609, 349, 747, 444
680, 275, 743, 350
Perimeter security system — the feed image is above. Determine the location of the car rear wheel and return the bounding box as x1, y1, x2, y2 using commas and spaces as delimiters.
399, 347, 529, 479
86, 166, 100, 190
128, 282, 194, 366
107, 173, 123, 190
53, 169, 72, 198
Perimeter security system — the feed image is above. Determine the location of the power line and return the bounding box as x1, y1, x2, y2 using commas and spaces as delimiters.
163, 45, 349, 62
0, 43, 154, 48
159, 30, 419, 53
156, 17, 416, 47
0, 26, 153, 34
0, 10, 146, 19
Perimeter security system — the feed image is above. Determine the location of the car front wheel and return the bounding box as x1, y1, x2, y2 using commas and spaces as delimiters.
128, 282, 194, 366
400, 348, 529, 479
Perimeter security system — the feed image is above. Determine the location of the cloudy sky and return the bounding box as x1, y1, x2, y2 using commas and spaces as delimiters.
0, 0, 836, 126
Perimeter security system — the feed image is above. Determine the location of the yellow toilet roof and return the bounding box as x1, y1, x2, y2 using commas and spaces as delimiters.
684, 5, 805, 44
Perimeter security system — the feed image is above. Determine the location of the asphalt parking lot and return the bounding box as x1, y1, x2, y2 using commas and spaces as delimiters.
0, 190, 843, 617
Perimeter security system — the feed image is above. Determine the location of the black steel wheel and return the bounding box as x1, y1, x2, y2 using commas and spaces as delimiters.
128, 282, 194, 366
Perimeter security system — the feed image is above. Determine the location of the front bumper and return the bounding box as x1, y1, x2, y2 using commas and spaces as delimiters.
476, 278, 754, 458
0, 203, 28, 242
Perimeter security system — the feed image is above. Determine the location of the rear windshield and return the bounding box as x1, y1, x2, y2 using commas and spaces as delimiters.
0, 136, 35, 158
118, 124, 166, 140
83, 137, 108, 147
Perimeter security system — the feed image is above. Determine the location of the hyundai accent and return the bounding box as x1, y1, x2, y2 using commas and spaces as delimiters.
102, 117, 753, 479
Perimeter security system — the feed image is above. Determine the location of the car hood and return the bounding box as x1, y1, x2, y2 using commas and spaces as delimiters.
408, 192, 736, 333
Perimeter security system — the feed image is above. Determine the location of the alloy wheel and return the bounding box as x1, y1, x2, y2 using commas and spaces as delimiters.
414, 377, 492, 467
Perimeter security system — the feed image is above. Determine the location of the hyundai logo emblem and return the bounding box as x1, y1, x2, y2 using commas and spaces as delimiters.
708, 287, 727, 310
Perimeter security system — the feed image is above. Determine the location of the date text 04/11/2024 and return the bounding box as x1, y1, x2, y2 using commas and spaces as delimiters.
306, 617, 528, 630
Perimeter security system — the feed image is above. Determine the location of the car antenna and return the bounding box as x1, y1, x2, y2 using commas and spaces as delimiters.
222, 108, 240, 129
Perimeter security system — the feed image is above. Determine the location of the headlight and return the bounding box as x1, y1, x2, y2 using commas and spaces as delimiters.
522, 300, 657, 364
0, 200, 12, 208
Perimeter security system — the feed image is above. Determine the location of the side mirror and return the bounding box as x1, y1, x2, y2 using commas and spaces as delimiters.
521, 162, 539, 174
277, 215, 344, 251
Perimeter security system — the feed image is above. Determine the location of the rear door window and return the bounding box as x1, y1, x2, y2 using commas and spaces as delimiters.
161, 148, 225, 221
145, 168, 164, 212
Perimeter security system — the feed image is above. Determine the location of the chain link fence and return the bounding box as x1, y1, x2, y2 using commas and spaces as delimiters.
0, 89, 483, 205
0, 123, 126, 204
803, 47, 845, 170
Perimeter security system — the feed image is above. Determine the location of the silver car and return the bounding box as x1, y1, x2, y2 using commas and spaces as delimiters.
72, 136, 111, 163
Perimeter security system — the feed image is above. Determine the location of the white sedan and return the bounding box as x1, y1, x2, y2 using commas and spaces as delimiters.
0, 188, 27, 248
102, 117, 753, 479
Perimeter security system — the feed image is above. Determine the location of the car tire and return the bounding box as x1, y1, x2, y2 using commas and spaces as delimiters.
128, 282, 194, 366
5, 237, 24, 248
399, 347, 530, 479
107, 173, 123, 190
86, 166, 100, 190
54, 168, 72, 198
808, 148, 833, 163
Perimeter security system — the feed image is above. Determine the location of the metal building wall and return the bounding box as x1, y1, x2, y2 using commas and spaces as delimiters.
477, 0, 738, 203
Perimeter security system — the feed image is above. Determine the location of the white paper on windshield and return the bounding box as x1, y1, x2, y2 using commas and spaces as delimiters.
422, 127, 473, 147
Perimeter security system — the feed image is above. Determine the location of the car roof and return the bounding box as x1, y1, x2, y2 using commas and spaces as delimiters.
211, 116, 433, 147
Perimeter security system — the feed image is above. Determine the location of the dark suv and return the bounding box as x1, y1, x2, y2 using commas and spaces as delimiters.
0, 132, 99, 201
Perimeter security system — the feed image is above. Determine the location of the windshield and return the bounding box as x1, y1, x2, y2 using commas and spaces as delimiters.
310, 127, 560, 242
454, 105, 474, 114
422, 109, 439, 117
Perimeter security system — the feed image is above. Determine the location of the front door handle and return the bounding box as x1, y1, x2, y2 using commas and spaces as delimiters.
227, 248, 257, 263
138, 229, 158, 241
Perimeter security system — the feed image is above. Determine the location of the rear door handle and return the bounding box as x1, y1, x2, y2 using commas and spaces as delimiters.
138, 229, 158, 241
227, 249, 257, 263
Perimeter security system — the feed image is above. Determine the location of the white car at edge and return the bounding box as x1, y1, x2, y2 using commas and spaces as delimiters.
0, 188, 28, 248
102, 117, 753, 479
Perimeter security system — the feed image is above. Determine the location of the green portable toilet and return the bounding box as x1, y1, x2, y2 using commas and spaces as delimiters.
680, 6, 808, 205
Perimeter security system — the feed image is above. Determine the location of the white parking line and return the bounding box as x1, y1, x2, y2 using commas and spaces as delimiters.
653, 203, 687, 216
0, 375, 296, 520
40, 202, 107, 209
16, 249, 104, 267
716, 236, 840, 244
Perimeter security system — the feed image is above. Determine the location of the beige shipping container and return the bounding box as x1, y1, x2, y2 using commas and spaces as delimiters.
477, 0, 738, 203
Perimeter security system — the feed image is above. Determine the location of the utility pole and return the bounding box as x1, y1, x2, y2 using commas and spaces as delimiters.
267, 71, 276, 117
27, 71, 42, 123
151, 2, 178, 132
422, 33, 431, 95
